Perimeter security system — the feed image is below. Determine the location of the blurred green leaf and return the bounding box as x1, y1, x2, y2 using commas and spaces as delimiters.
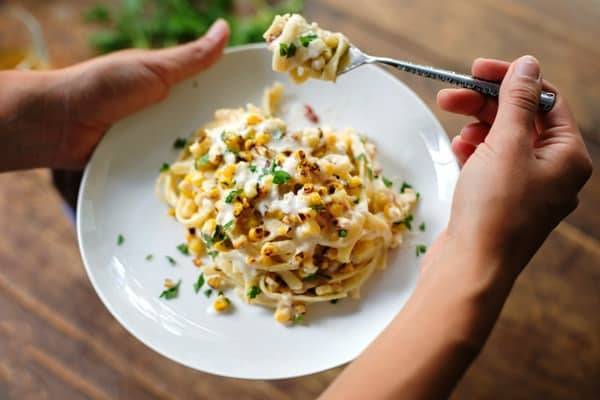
86, 0, 304, 53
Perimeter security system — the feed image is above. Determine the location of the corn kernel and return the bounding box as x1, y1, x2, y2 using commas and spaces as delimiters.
255, 132, 271, 145
202, 218, 217, 236
213, 295, 230, 312
244, 138, 256, 150
308, 192, 322, 206
325, 133, 337, 147
274, 307, 291, 324
233, 201, 244, 217
167, 207, 176, 217
325, 35, 339, 48
348, 176, 362, 188
244, 181, 258, 199
188, 237, 204, 254
207, 276, 222, 289
329, 203, 344, 217
246, 113, 263, 125
208, 187, 220, 199
293, 303, 306, 315
192, 258, 203, 267
248, 226, 265, 241
214, 241, 229, 252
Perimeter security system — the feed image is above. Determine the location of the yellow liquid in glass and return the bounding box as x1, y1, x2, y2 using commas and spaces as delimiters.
0, 47, 47, 70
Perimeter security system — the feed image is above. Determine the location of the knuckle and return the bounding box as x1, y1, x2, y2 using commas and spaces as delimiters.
506, 84, 539, 112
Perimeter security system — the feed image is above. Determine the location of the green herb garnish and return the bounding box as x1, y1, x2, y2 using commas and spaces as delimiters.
145, 254, 153, 261
279, 42, 297, 58
225, 189, 243, 204
159, 280, 181, 299
394, 214, 413, 230
400, 182, 413, 193
117, 234, 125, 246
173, 137, 187, 149
84, 4, 110, 23
299, 33, 318, 47
272, 169, 292, 184
176, 244, 189, 256
338, 229, 348, 238
356, 153, 367, 162
223, 220, 234, 231
247, 286, 261, 299
249, 164, 257, 173
416, 244, 427, 257
383, 177, 393, 188
292, 314, 304, 324
204, 289, 213, 298
160, 163, 170, 173
193, 273, 205, 293
419, 222, 426, 232
166, 256, 176, 266
207, 250, 218, 260
367, 167, 374, 180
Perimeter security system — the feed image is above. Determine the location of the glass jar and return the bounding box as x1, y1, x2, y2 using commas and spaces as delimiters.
0, 4, 49, 70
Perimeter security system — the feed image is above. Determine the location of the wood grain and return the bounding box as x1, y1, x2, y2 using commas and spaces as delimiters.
1, 1, 599, 399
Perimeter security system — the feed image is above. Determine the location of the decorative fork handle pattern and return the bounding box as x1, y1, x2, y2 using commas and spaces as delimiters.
374, 57, 556, 112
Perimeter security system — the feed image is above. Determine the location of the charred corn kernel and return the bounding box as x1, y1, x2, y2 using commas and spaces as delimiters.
293, 303, 306, 315
326, 248, 338, 259
255, 132, 271, 145
207, 276, 222, 289
261, 243, 276, 257
325, 35, 339, 48
339, 263, 354, 274
224, 136, 240, 153
241, 197, 250, 209
308, 192, 322, 206
248, 226, 265, 241
233, 201, 244, 217
305, 132, 320, 148
297, 219, 321, 239
208, 187, 220, 199
260, 175, 273, 193
185, 233, 194, 242
180, 199, 197, 218
274, 307, 291, 324
275, 154, 286, 164
167, 207, 176, 217
214, 241, 229, 252
348, 176, 362, 188
243, 138, 256, 150
302, 183, 314, 193
238, 151, 253, 161
315, 284, 333, 296
270, 210, 283, 220
192, 258, 203, 267
213, 295, 230, 312
384, 204, 402, 220
277, 225, 290, 236
318, 186, 328, 196
329, 203, 344, 217
202, 218, 217, 236
258, 254, 275, 266
188, 237, 204, 254
247, 214, 261, 228
246, 113, 263, 125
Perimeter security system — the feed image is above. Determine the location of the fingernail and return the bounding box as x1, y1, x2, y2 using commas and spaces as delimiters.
206, 19, 229, 41
515, 55, 540, 79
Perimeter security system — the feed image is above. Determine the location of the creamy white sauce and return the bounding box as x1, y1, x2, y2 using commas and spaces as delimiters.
269, 192, 309, 215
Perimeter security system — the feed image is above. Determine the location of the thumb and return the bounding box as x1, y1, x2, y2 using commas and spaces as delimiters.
490, 55, 542, 147
145, 19, 230, 85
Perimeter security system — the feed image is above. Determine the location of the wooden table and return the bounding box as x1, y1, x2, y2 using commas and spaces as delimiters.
1, 1, 598, 398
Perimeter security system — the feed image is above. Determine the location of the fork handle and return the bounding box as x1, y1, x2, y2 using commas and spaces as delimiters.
374, 57, 556, 112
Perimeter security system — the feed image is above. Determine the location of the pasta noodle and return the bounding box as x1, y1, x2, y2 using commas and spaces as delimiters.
157, 84, 417, 324
263, 14, 350, 83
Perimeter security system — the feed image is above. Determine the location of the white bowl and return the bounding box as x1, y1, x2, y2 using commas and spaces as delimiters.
77, 43, 458, 379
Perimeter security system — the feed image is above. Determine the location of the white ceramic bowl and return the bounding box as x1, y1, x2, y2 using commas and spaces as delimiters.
77, 44, 458, 379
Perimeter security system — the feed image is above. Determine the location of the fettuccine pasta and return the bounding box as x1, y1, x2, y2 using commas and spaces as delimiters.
157, 84, 417, 324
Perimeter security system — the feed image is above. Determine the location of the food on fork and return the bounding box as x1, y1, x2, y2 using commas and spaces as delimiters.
263, 14, 350, 83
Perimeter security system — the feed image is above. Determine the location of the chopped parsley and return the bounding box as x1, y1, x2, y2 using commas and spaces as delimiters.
247, 286, 261, 299
225, 189, 243, 204
145, 254, 153, 261
383, 177, 393, 188
416, 244, 427, 257
394, 214, 413, 230
207, 250, 218, 260
176, 244, 189, 256
195, 154, 209, 168
338, 229, 348, 238
419, 222, 426, 232
117, 234, 125, 246
300, 33, 318, 47
166, 256, 176, 266
367, 167, 374, 180
279, 42, 297, 58
173, 137, 187, 149
330, 299, 339, 304
272, 169, 292, 184
204, 289, 213, 298
159, 163, 170, 173
223, 220, 234, 231
159, 280, 180, 299
292, 314, 304, 325
193, 273, 204, 293
249, 164, 257, 173
400, 181, 413, 193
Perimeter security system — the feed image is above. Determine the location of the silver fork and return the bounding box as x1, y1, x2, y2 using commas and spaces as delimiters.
339, 44, 556, 112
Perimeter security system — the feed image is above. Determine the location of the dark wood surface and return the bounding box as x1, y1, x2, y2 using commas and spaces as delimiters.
1, 1, 598, 399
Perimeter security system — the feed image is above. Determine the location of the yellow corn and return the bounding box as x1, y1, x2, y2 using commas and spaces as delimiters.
255, 132, 271, 146
243, 138, 256, 150
208, 187, 220, 199
329, 203, 344, 217
325, 133, 337, 147
214, 241, 229, 252
167, 207, 176, 217
246, 113, 263, 125
233, 201, 244, 217
213, 295, 230, 312
348, 176, 362, 188
248, 226, 265, 241
308, 192, 322, 206
188, 237, 204, 255
202, 218, 217, 236
325, 35, 339, 48
207, 276, 222, 289
274, 307, 291, 324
